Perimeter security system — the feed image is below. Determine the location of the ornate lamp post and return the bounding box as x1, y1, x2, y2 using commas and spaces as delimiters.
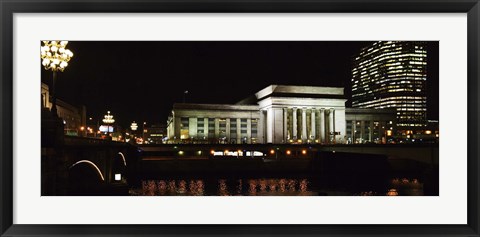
40, 41, 74, 116
143, 121, 147, 142
130, 121, 138, 141
102, 111, 115, 137
130, 121, 138, 131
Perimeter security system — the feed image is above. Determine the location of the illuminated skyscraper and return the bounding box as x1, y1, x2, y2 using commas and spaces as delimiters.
351, 41, 428, 128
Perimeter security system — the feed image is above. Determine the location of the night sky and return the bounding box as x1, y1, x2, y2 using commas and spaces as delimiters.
41, 41, 439, 128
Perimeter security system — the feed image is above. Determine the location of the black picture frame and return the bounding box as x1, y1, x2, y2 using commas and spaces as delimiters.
1, 0, 479, 236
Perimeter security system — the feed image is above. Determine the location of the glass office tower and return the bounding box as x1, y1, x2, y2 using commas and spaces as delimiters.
351, 41, 427, 128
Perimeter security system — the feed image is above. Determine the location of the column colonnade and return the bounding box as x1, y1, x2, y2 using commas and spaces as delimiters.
280, 107, 336, 143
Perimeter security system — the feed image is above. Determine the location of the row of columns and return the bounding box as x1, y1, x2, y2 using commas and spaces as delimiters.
350, 120, 387, 143
221, 118, 252, 143
282, 107, 336, 143
178, 117, 256, 143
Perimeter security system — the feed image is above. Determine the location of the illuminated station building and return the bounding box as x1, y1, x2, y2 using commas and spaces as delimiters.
167, 85, 396, 144
351, 41, 433, 139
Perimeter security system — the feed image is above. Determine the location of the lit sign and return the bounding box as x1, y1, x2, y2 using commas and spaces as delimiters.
99, 125, 114, 132
212, 151, 264, 157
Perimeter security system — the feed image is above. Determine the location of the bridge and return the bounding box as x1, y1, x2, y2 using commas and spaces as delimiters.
138, 143, 438, 195
139, 143, 438, 165
41, 115, 437, 196
138, 143, 437, 178
42, 130, 140, 195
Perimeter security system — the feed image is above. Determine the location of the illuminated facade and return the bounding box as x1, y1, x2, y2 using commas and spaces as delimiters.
351, 41, 428, 128
345, 108, 396, 144
254, 85, 346, 144
144, 124, 167, 144
167, 85, 394, 144
42, 82, 86, 135
167, 104, 261, 144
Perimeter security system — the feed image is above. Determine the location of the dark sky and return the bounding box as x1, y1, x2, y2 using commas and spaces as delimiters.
41, 41, 439, 128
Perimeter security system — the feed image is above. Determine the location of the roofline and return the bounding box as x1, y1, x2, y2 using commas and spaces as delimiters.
173, 103, 259, 111
255, 85, 345, 100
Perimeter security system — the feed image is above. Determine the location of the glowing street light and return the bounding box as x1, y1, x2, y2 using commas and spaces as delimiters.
102, 111, 115, 136
40, 41, 73, 116
142, 121, 147, 141
130, 121, 138, 131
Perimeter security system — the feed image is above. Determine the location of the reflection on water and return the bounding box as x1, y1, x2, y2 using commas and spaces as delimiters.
141, 179, 206, 196
389, 177, 424, 196
130, 177, 424, 196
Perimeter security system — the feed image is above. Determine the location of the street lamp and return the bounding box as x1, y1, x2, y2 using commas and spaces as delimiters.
130, 121, 138, 131
142, 121, 147, 142
102, 111, 115, 138
40, 41, 74, 116
130, 121, 138, 142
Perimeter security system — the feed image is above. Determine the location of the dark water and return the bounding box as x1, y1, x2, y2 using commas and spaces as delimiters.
130, 177, 424, 196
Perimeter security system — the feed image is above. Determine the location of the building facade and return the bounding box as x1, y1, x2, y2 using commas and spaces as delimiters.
42, 82, 86, 136
351, 41, 428, 129
254, 85, 346, 144
167, 85, 395, 144
144, 124, 167, 144
167, 104, 261, 144
345, 108, 397, 144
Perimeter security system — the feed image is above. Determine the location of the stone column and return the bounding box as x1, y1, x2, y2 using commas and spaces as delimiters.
351, 120, 356, 143
204, 118, 209, 141
237, 118, 241, 144
329, 109, 334, 143
319, 108, 325, 143
174, 116, 181, 140
310, 108, 316, 141
273, 108, 284, 144
247, 118, 252, 144
266, 108, 274, 143
292, 107, 297, 139
214, 118, 220, 140
226, 118, 231, 142
332, 109, 336, 143
360, 120, 365, 144
258, 111, 265, 144
301, 107, 307, 142
283, 108, 288, 142
188, 117, 197, 139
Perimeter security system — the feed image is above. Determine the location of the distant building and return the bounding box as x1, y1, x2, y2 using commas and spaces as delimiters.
167, 85, 396, 144
42, 82, 86, 136
145, 124, 167, 144
399, 120, 439, 143
351, 41, 428, 129
345, 108, 397, 144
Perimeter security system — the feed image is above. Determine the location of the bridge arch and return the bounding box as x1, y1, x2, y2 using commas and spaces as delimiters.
70, 160, 105, 181
111, 151, 128, 182
117, 152, 127, 166
68, 160, 105, 195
